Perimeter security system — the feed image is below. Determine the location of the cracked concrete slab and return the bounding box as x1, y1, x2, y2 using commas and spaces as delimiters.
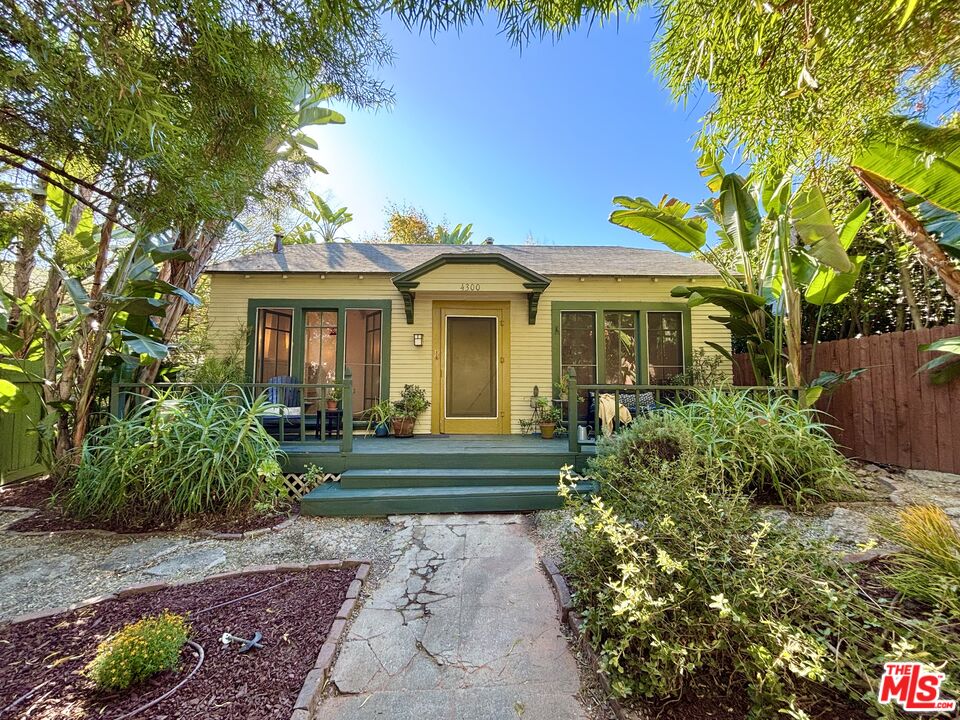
321, 513, 585, 720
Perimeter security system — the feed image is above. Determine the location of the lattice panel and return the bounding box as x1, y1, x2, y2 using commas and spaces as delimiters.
282, 472, 341, 500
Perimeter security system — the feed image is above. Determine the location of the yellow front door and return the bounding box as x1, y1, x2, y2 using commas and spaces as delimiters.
433, 302, 510, 434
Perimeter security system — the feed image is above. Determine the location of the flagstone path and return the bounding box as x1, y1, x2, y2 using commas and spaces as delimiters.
318, 513, 586, 720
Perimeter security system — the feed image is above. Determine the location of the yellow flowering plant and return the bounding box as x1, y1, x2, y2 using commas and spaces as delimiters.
86, 611, 190, 691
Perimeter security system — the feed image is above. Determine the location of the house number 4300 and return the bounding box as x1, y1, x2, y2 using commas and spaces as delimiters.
460, 283, 481, 291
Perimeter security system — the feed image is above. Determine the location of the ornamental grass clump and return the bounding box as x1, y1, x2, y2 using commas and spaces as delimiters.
561, 419, 960, 716
876, 505, 960, 620
65, 388, 284, 526
86, 612, 189, 691
660, 389, 854, 505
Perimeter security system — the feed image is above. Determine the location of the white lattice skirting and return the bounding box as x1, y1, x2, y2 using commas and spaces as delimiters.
282, 472, 341, 500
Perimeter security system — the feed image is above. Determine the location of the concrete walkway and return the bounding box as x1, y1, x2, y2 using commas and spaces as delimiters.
320, 513, 586, 720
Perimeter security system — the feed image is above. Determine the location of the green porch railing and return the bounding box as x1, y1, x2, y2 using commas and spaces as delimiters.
111, 368, 354, 453
564, 367, 801, 453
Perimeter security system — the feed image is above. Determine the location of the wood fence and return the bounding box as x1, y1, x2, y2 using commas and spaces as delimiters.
732, 324, 960, 474
0, 363, 45, 484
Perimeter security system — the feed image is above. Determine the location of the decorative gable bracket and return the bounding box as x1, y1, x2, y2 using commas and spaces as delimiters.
395, 283, 417, 324
392, 253, 551, 325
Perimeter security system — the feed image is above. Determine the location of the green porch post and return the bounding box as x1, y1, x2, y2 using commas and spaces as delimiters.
341, 368, 353, 454
567, 367, 579, 453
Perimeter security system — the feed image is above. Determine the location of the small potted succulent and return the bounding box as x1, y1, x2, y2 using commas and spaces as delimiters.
326, 386, 341, 411
535, 397, 562, 439
364, 399, 394, 437
391, 384, 429, 438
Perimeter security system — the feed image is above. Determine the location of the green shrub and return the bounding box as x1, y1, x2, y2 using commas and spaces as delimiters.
185, 355, 247, 388
646, 389, 853, 505
876, 505, 960, 620
65, 388, 284, 526
86, 612, 189, 691
561, 421, 960, 716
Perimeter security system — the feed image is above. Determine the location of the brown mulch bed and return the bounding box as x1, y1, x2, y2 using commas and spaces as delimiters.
0, 475, 59, 510
1, 477, 296, 535
634, 680, 870, 720
0, 568, 353, 719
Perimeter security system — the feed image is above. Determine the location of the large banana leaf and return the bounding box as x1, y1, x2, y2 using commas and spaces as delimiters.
790, 185, 853, 272
121, 331, 169, 361
917, 335, 960, 384
806, 198, 870, 305
697, 149, 724, 192
719, 173, 760, 253
609, 195, 708, 253
907, 194, 960, 259
671, 284, 767, 316
853, 120, 960, 212
761, 170, 792, 218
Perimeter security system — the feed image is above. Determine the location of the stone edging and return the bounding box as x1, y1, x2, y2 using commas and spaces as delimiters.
541, 557, 628, 720
291, 560, 370, 720
1, 509, 299, 540
1, 558, 372, 720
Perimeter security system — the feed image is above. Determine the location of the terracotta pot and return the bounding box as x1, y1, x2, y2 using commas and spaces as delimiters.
391, 416, 416, 438
539, 422, 556, 440
326, 399, 338, 410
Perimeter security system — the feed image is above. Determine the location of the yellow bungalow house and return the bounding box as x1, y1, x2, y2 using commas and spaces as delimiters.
204, 242, 729, 515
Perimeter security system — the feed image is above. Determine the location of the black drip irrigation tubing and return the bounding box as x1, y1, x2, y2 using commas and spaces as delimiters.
192, 577, 296, 616
3, 575, 299, 719
111, 576, 297, 717
110, 640, 205, 720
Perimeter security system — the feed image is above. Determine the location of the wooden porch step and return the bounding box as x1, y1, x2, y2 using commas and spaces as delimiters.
300, 480, 598, 517
339, 468, 564, 489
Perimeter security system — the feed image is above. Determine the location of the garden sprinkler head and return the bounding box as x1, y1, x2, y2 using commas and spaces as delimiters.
220, 631, 264, 653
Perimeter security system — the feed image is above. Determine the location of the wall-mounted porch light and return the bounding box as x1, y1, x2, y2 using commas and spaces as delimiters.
413, 333, 424, 347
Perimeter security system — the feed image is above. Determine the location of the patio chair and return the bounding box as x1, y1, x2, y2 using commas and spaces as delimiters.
260, 376, 303, 434
583, 390, 658, 438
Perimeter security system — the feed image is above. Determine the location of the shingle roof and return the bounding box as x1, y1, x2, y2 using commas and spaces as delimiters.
205, 243, 719, 277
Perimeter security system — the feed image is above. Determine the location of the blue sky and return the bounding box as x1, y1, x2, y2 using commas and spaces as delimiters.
307, 12, 713, 248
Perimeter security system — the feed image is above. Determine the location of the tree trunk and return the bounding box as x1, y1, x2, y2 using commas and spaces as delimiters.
69, 210, 117, 452
886, 238, 924, 329
853, 166, 960, 302
9, 189, 46, 333
135, 218, 229, 385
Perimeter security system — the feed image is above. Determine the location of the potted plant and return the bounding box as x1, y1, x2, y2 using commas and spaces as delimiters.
534, 397, 562, 439
554, 375, 569, 402
326, 386, 341, 411
364, 399, 394, 437
391, 384, 429, 438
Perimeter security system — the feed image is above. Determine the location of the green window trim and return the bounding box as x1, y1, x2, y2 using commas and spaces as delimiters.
245, 299, 392, 415
550, 301, 693, 392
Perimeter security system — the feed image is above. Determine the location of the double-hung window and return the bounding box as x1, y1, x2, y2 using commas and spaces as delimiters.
559, 311, 597, 385
255, 308, 293, 383
253, 304, 386, 419
557, 307, 686, 386
646, 311, 684, 384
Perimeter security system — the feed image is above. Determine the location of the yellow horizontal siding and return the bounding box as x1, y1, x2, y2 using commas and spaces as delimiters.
207, 271, 731, 434
414, 263, 530, 292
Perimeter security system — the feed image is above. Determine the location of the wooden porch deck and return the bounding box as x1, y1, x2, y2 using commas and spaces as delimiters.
281, 433, 594, 455
287, 434, 598, 517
